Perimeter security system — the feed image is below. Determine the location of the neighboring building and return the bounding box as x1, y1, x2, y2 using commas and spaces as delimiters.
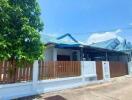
115, 40, 132, 61
90, 38, 120, 50
90, 38, 132, 61
41, 33, 129, 62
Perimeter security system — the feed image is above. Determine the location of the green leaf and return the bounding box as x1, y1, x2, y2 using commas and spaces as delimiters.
0, 0, 44, 65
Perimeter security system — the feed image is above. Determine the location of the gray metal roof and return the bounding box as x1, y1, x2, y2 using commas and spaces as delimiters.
41, 34, 81, 46
90, 38, 120, 50
41, 33, 132, 52
90, 38, 132, 52
115, 40, 132, 51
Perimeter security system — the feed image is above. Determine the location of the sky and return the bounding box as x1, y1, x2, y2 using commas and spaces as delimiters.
39, 0, 132, 43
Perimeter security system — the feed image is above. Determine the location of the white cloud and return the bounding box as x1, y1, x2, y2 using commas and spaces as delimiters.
87, 29, 123, 44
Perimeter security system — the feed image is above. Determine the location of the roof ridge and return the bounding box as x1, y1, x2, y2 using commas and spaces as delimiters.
57, 33, 79, 43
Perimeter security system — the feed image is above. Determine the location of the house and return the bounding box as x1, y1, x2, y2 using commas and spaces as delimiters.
115, 40, 132, 61
41, 33, 82, 61
90, 38, 120, 50
41, 33, 129, 62
90, 38, 132, 61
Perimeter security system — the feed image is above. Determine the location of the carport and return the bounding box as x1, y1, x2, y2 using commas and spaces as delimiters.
82, 46, 129, 79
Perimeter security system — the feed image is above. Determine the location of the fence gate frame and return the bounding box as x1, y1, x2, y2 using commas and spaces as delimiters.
96, 61, 110, 81
102, 61, 110, 80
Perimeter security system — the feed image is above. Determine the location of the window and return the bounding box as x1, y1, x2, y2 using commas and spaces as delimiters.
57, 55, 70, 61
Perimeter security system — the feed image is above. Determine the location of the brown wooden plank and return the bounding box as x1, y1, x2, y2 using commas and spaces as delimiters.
46, 61, 48, 79
0, 61, 3, 83
25, 63, 30, 81
30, 64, 33, 81
75, 61, 77, 76
96, 61, 103, 80
63, 61, 65, 77
48, 61, 51, 79
39, 61, 42, 80
3, 61, 8, 83
41, 61, 44, 80
71, 61, 73, 76
76, 61, 81, 76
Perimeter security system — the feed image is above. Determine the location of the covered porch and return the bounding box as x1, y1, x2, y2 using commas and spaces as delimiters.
44, 44, 129, 62
82, 46, 129, 62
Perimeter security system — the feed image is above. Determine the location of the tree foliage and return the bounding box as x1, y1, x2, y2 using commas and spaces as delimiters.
0, 0, 44, 63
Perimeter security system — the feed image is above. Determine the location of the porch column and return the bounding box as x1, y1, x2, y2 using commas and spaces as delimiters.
80, 47, 83, 61
33, 60, 39, 88
130, 52, 132, 61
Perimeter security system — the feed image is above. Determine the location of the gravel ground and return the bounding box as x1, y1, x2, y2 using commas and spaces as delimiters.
15, 75, 132, 100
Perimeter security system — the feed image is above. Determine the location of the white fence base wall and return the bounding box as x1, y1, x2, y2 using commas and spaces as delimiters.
37, 77, 83, 93
0, 77, 107, 100
0, 82, 35, 100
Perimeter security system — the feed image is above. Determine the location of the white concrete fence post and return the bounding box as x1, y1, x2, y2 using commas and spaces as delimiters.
128, 61, 132, 75
102, 61, 110, 81
33, 60, 39, 88
81, 61, 85, 83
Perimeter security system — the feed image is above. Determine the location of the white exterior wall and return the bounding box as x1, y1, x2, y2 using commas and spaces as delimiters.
53, 48, 57, 61
44, 47, 80, 61
44, 47, 54, 61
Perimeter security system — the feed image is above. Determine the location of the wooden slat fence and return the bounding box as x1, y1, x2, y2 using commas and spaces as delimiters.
0, 61, 33, 84
39, 61, 81, 80
109, 61, 128, 78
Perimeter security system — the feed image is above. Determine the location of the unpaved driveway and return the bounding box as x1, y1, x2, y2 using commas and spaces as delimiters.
18, 76, 132, 100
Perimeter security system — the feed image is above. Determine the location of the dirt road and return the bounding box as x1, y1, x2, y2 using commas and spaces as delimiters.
18, 76, 132, 100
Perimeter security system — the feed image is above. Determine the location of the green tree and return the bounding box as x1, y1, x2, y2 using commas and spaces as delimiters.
0, 0, 44, 63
